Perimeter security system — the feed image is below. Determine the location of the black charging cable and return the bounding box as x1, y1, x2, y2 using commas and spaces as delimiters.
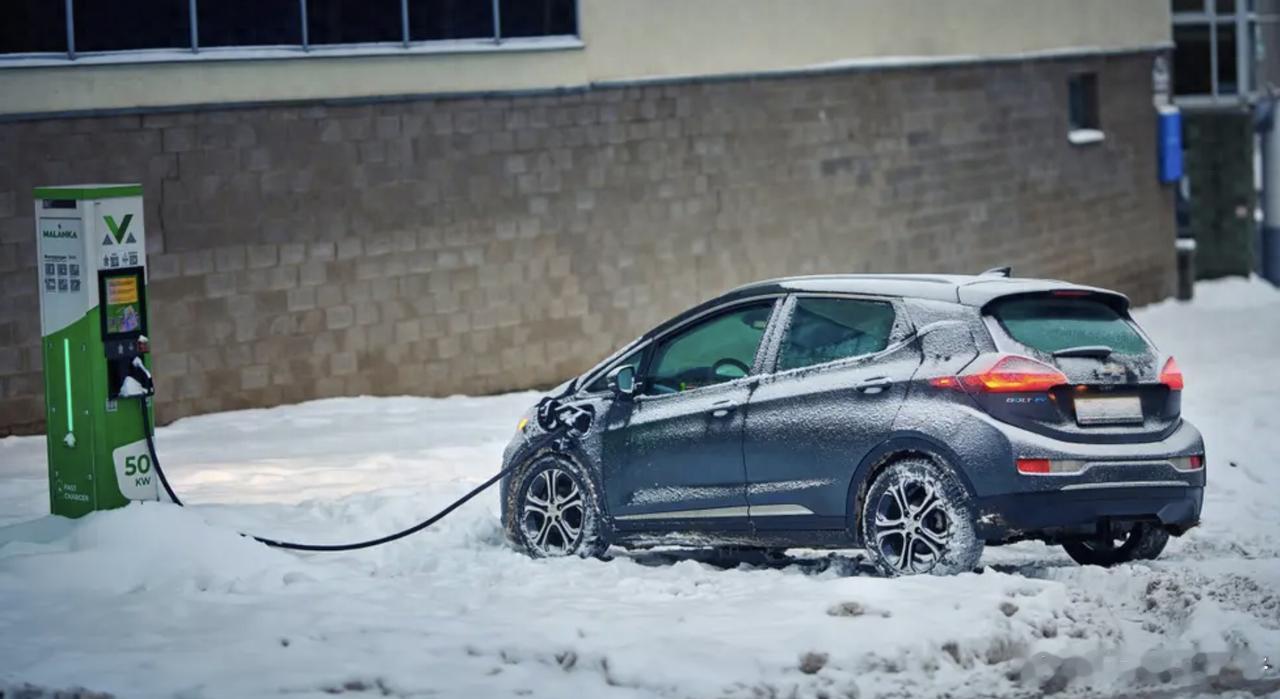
137, 397, 570, 552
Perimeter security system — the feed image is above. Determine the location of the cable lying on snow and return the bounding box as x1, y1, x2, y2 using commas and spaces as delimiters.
138, 396, 585, 552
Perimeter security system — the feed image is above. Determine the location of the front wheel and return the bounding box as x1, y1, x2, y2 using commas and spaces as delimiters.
1061, 522, 1169, 567
859, 457, 983, 576
505, 455, 607, 559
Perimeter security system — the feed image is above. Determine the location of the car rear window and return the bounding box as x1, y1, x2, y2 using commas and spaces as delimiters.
988, 296, 1149, 355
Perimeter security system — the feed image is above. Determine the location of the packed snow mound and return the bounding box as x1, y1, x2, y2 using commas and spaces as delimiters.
0, 504, 307, 594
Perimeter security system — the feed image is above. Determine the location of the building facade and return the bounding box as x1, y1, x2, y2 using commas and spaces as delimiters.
0, 0, 1177, 434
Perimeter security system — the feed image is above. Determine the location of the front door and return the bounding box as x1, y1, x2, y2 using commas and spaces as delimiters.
607, 300, 777, 531
744, 295, 920, 529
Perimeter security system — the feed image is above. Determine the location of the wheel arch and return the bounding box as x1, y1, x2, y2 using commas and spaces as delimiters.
844, 433, 979, 545
504, 444, 617, 549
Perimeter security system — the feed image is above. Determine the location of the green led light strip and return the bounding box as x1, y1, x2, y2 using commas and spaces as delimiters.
63, 338, 73, 435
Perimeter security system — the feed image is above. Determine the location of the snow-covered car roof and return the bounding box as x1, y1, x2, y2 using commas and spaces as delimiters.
722, 273, 1131, 310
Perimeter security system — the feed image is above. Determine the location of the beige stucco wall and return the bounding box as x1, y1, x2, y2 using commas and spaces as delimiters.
0, 0, 1170, 116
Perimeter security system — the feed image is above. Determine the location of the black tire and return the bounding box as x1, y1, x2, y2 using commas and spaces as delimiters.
503, 453, 607, 559
1061, 522, 1169, 567
859, 457, 983, 577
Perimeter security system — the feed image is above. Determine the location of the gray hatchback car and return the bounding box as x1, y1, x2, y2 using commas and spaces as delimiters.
500, 273, 1206, 576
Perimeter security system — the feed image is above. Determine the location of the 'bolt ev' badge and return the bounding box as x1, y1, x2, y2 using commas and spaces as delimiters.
1095, 363, 1126, 382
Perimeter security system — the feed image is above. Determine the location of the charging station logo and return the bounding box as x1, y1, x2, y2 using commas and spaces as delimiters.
103, 214, 136, 246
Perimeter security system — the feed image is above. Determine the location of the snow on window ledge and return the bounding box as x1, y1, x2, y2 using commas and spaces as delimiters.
1067, 129, 1105, 146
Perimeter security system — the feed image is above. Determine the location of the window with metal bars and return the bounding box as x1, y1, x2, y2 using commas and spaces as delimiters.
0, 0, 577, 57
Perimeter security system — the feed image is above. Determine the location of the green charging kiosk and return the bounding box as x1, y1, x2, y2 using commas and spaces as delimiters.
35, 184, 158, 518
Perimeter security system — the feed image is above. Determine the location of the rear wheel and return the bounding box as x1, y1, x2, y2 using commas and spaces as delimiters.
859, 458, 983, 576
1061, 522, 1168, 567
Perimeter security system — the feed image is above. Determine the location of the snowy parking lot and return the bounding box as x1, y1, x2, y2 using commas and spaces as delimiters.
2, 278, 1279, 698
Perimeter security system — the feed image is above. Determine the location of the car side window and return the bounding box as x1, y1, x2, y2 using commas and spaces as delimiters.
642, 302, 773, 396
584, 349, 644, 393
777, 298, 895, 371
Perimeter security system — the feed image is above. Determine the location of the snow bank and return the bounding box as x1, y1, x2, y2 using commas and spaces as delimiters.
0, 505, 307, 595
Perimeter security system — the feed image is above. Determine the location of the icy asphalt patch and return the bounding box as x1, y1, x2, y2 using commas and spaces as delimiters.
1, 277, 1279, 699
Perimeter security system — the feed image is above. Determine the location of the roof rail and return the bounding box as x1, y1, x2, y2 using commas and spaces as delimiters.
980, 266, 1012, 278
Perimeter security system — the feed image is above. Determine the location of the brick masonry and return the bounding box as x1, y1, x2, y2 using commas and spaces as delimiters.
0, 52, 1175, 435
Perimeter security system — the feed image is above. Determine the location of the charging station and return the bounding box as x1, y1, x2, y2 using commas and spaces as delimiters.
35, 184, 158, 518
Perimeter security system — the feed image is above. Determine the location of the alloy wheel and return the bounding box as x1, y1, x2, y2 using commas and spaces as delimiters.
520, 468, 586, 556
872, 476, 953, 574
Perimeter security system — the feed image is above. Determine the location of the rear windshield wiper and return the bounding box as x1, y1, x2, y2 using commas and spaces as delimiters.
1052, 345, 1114, 359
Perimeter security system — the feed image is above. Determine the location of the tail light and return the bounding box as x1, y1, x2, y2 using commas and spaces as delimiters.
1016, 458, 1052, 474
1160, 357, 1184, 391
930, 354, 1068, 393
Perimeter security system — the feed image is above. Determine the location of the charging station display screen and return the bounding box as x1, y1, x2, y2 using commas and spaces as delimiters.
104, 275, 142, 335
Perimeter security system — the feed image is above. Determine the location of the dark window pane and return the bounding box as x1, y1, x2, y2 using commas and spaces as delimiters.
1174, 24, 1214, 94
74, 0, 190, 51
1217, 22, 1239, 93
307, 0, 401, 44
1068, 73, 1100, 130
1172, 0, 1205, 12
1, 1, 67, 53
410, 0, 494, 40
642, 303, 772, 395
1215, 0, 1235, 14
499, 0, 575, 37
200, 0, 302, 47
778, 299, 895, 371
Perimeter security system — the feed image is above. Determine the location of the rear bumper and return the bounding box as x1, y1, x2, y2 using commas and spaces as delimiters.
966, 418, 1206, 542
975, 485, 1203, 543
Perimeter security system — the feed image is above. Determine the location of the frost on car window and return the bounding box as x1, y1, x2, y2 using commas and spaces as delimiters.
990, 297, 1149, 354
777, 298, 894, 371
644, 302, 771, 395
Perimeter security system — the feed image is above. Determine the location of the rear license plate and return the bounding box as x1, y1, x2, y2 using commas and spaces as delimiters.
1075, 396, 1144, 425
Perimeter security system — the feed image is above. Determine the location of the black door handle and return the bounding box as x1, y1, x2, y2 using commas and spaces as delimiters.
855, 377, 892, 394
709, 399, 739, 418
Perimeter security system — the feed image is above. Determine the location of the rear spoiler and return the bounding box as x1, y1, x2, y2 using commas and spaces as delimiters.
976, 288, 1132, 314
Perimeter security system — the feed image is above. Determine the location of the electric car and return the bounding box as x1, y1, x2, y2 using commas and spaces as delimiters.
499, 273, 1206, 576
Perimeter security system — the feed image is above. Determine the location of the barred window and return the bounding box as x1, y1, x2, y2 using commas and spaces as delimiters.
0, 0, 578, 57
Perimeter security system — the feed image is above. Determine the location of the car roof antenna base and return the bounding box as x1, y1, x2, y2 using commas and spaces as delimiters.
981, 266, 1013, 278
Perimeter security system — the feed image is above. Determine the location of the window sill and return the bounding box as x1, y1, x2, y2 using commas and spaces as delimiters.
1067, 129, 1105, 146
0, 35, 583, 70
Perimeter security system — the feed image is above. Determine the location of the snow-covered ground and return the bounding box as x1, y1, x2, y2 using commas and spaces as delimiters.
2, 278, 1279, 698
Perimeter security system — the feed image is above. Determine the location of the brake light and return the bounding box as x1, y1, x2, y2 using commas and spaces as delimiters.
940, 354, 1068, 393
1016, 458, 1052, 474
1160, 357, 1184, 391
1188, 454, 1203, 469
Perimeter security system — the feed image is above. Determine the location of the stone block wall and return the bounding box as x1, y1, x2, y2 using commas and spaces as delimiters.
0, 51, 1175, 434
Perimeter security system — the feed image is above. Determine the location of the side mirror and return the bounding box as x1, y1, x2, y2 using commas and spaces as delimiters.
606, 365, 637, 398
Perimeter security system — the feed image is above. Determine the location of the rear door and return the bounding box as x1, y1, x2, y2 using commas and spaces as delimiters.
743, 295, 920, 529
979, 292, 1179, 443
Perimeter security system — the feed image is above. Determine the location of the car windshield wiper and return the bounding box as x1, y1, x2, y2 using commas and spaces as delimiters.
1052, 345, 1114, 359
